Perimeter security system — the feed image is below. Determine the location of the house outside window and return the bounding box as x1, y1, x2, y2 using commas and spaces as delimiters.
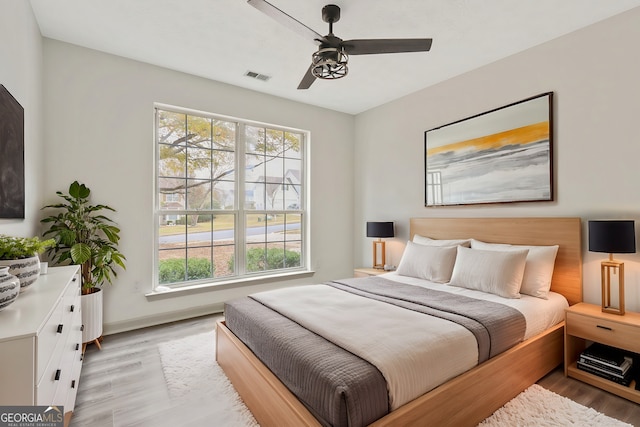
154, 105, 308, 288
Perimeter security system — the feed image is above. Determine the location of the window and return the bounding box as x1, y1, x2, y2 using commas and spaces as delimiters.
426, 171, 442, 206
154, 106, 307, 288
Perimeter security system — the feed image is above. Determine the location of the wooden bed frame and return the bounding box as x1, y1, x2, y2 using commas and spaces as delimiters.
216, 217, 583, 427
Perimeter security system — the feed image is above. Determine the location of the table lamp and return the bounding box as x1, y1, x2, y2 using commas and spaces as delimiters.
366, 221, 394, 269
588, 220, 636, 315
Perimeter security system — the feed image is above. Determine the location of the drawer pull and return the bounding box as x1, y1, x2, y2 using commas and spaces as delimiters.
55, 369, 61, 381
80, 324, 84, 332
70, 304, 75, 312
596, 325, 613, 331
57, 324, 64, 334
71, 380, 76, 389
75, 343, 80, 351
72, 277, 77, 282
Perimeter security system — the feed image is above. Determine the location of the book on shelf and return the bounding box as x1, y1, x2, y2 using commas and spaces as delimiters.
576, 361, 633, 386
579, 354, 632, 375
577, 359, 630, 379
581, 343, 630, 367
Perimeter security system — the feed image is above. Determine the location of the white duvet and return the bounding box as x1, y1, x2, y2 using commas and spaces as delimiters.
250, 274, 567, 411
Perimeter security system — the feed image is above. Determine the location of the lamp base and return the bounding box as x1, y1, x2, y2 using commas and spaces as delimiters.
372, 240, 386, 270
601, 259, 625, 315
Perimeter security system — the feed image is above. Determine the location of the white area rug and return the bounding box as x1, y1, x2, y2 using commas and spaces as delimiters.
159, 331, 631, 427
158, 331, 258, 427
479, 384, 632, 427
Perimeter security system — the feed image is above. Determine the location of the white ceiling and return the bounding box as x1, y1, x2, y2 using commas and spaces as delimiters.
29, 0, 640, 115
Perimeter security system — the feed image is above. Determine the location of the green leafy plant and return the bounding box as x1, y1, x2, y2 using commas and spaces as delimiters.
41, 181, 126, 293
0, 235, 55, 260
228, 247, 300, 272
158, 258, 213, 283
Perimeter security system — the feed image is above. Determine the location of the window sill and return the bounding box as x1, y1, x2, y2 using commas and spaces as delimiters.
145, 269, 315, 301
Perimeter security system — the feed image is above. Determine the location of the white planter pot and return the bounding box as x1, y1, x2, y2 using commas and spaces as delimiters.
0, 255, 40, 292
81, 288, 103, 343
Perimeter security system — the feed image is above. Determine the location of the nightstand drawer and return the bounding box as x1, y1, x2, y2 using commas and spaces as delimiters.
566, 312, 640, 353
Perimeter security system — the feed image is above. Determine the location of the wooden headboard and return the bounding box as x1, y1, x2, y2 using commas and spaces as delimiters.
410, 217, 583, 306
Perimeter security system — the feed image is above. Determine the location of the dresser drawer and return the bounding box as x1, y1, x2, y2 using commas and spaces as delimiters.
51, 340, 77, 408
61, 309, 84, 412
65, 340, 83, 412
36, 274, 81, 383
566, 311, 640, 353
36, 298, 66, 382
36, 362, 60, 406
40, 317, 83, 408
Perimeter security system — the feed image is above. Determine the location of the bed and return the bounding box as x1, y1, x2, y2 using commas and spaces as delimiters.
216, 217, 583, 427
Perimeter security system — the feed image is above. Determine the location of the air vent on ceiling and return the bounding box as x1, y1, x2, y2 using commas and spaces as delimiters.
245, 71, 271, 82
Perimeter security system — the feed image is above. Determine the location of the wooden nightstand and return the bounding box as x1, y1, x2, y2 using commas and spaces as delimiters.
565, 302, 640, 403
354, 267, 387, 278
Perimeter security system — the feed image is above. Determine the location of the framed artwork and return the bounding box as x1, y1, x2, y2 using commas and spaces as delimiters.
0, 84, 25, 218
425, 92, 553, 207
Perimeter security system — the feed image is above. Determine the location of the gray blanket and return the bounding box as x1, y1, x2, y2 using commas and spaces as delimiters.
329, 277, 526, 362
224, 297, 388, 427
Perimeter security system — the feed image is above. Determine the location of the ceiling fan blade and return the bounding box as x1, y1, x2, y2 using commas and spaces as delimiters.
343, 38, 432, 55
297, 64, 316, 90
247, 0, 324, 44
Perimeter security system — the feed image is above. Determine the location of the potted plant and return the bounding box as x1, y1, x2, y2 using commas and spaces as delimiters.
0, 235, 54, 291
41, 181, 126, 348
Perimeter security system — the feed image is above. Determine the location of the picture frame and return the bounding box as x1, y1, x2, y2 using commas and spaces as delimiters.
0, 84, 25, 218
424, 92, 553, 207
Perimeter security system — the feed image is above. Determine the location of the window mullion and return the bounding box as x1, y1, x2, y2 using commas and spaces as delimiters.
153, 108, 161, 287
237, 123, 246, 276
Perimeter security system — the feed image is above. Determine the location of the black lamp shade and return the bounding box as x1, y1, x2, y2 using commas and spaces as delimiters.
588, 220, 636, 254
366, 221, 394, 238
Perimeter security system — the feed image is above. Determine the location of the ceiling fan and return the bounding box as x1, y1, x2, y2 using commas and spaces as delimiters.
247, 0, 433, 89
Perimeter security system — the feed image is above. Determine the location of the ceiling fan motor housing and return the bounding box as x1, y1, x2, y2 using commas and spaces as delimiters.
322, 5, 341, 24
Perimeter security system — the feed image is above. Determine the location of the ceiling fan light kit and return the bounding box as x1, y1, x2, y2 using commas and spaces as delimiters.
247, 0, 432, 89
311, 47, 348, 80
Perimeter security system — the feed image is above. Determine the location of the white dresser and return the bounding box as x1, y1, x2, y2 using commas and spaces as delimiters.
0, 265, 82, 425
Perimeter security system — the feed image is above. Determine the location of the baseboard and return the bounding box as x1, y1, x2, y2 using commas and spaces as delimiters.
103, 302, 225, 335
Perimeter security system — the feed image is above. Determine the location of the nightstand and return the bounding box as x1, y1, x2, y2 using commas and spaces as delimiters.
354, 267, 387, 278
565, 302, 640, 403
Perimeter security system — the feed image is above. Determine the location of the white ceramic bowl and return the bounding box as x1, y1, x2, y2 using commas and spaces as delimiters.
0, 266, 20, 310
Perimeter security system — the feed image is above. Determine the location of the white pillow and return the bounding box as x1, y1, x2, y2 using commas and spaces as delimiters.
396, 242, 458, 283
470, 239, 559, 299
448, 246, 528, 299
412, 234, 471, 248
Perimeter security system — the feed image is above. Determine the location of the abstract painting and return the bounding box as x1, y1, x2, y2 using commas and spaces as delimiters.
0, 85, 25, 218
425, 92, 553, 207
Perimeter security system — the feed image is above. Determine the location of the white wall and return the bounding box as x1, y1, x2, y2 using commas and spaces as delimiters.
42, 40, 355, 333
0, 1, 44, 237
355, 8, 640, 311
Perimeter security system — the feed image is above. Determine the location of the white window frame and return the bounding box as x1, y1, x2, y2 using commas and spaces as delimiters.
152, 103, 310, 291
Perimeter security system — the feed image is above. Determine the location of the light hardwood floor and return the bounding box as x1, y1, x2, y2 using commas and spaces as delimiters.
70, 314, 640, 426
70, 314, 223, 427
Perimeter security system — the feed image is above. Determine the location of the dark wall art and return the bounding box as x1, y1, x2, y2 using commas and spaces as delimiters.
0, 84, 25, 218
425, 92, 554, 207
